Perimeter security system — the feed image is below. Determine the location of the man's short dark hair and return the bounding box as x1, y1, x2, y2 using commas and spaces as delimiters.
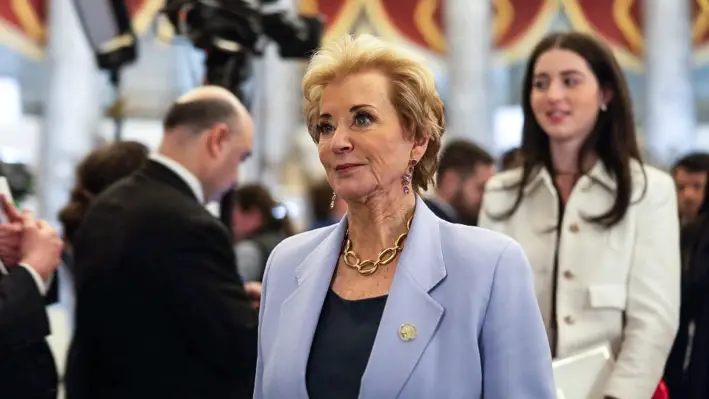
673, 152, 709, 174
163, 98, 239, 133
500, 147, 522, 170
436, 140, 494, 186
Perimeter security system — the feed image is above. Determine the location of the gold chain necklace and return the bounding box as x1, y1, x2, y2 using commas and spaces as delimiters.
342, 215, 414, 276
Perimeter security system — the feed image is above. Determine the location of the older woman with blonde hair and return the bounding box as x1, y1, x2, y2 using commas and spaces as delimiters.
253, 34, 556, 399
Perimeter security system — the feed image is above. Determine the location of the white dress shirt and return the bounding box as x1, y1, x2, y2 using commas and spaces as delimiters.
0, 259, 48, 295
149, 153, 205, 203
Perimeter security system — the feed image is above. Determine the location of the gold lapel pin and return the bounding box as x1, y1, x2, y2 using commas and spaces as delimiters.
399, 324, 417, 342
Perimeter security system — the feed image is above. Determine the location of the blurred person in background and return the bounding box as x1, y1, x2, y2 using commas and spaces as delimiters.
254, 34, 555, 399
479, 32, 679, 399
665, 155, 709, 398
0, 196, 64, 399
225, 184, 295, 281
52, 141, 149, 312
500, 146, 523, 171
65, 86, 261, 399
424, 139, 493, 225
309, 178, 347, 229
671, 152, 709, 226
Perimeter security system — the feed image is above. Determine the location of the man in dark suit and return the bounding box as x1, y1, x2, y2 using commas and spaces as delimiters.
65, 86, 260, 399
0, 196, 64, 399
424, 140, 494, 225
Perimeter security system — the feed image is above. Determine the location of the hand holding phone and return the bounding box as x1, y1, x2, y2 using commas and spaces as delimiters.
0, 177, 19, 224
0, 177, 23, 268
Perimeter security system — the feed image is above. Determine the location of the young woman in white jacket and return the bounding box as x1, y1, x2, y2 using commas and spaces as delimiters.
479, 32, 680, 399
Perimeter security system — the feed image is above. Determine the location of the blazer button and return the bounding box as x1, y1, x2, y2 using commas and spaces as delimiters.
563, 270, 574, 279
564, 315, 575, 325
569, 223, 580, 233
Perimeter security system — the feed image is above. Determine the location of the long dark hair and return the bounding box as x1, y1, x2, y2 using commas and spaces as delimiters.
496, 32, 643, 228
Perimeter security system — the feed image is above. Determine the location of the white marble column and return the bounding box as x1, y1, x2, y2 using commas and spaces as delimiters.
38, 0, 101, 226
644, 0, 696, 166
443, 0, 495, 152
241, 54, 266, 184
249, 44, 302, 191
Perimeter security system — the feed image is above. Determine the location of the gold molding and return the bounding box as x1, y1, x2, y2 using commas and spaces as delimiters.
299, 0, 318, 14
561, 0, 643, 72
413, 0, 445, 53
694, 0, 709, 44
0, 20, 43, 59
321, 0, 364, 43
613, 0, 643, 53
495, 0, 559, 64
10, 0, 45, 44
493, 0, 515, 43
131, 0, 165, 34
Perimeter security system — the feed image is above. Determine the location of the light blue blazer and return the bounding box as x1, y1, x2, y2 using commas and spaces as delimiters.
254, 196, 556, 398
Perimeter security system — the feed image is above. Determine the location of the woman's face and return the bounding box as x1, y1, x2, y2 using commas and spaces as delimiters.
530, 48, 610, 145
316, 70, 426, 202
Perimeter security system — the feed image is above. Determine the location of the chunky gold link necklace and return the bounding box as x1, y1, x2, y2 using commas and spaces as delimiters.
342, 215, 414, 276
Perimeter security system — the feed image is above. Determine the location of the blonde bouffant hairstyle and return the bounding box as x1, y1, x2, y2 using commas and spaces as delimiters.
302, 34, 445, 192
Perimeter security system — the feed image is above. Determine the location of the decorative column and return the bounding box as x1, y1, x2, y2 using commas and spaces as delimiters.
644, 0, 695, 166
250, 44, 302, 192
443, 0, 495, 152
37, 0, 101, 226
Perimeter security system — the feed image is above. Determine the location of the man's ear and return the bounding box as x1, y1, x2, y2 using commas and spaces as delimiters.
206, 123, 230, 157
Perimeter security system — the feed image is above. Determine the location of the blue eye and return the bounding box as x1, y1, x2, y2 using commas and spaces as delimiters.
354, 112, 373, 126
317, 122, 335, 135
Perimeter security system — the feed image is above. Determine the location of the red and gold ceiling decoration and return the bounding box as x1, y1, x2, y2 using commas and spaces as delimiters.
0, 0, 163, 60
300, 0, 559, 62
124, 0, 164, 36
0, 0, 46, 59
562, 0, 709, 70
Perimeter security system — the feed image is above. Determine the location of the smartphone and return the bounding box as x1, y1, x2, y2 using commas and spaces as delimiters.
0, 177, 14, 224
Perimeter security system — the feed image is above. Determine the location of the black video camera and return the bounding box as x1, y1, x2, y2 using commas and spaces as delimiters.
162, 0, 324, 103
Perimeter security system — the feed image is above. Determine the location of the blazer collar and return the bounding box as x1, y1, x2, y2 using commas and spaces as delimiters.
148, 153, 205, 203
524, 159, 636, 195
140, 160, 200, 202
275, 195, 446, 398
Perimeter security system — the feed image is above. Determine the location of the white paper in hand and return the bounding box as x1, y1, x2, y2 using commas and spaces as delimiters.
0, 177, 14, 224
552, 343, 614, 399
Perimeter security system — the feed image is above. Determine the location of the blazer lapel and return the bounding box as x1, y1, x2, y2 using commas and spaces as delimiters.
271, 219, 347, 398
140, 160, 198, 201
359, 196, 447, 398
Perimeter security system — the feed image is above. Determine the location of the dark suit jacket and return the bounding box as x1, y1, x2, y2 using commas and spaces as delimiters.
665, 213, 709, 398
0, 267, 58, 399
423, 198, 456, 223
65, 160, 259, 399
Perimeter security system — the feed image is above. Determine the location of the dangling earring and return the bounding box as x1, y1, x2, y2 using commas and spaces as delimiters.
329, 191, 337, 210
402, 159, 416, 194
600, 103, 607, 111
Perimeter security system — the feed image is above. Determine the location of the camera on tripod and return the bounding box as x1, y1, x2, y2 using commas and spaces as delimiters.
162, 0, 324, 103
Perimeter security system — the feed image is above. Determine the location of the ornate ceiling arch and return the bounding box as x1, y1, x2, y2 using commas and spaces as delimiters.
301, 0, 559, 63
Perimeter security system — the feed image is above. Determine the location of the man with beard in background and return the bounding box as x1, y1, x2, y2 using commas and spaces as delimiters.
672, 152, 709, 226
424, 140, 494, 225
